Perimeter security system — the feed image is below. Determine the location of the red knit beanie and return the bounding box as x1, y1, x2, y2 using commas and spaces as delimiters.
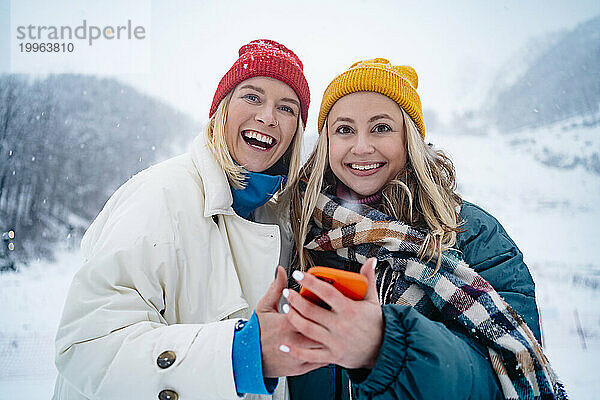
209, 39, 310, 127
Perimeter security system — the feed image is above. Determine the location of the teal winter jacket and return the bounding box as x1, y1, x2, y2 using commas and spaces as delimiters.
288, 200, 540, 400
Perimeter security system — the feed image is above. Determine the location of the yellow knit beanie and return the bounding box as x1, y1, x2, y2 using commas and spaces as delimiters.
318, 58, 425, 139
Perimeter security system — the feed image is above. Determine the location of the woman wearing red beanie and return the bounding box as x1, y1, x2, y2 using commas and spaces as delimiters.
53, 39, 319, 400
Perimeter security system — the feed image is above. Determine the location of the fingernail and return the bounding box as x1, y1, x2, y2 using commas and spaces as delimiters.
372, 258, 378, 270
282, 304, 290, 314
282, 288, 289, 298
278, 295, 288, 313
279, 345, 290, 353
292, 270, 304, 281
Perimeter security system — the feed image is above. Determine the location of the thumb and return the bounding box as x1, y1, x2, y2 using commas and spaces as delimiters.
257, 266, 288, 312
360, 258, 379, 303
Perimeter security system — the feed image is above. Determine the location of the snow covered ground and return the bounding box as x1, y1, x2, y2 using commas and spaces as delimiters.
432, 124, 600, 399
1, 124, 599, 399
0, 249, 82, 397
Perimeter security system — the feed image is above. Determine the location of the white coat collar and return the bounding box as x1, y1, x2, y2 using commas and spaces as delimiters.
190, 134, 235, 218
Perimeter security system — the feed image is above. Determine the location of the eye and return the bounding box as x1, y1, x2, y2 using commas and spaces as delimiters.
373, 124, 391, 133
279, 105, 296, 115
243, 93, 260, 103
334, 125, 354, 134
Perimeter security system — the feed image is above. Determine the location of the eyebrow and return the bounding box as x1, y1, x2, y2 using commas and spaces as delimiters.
281, 97, 300, 109
239, 84, 265, 94
368, 113, 394, 123
239, 85, 300, 109
332, 114, 395, 125
332, 117, 355, 125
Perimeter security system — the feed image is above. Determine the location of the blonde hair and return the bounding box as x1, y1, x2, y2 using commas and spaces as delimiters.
205, 90, 305, 197
290, 107, 462, 272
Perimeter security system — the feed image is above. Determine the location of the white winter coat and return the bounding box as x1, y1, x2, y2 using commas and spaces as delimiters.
53, 134, 294, 400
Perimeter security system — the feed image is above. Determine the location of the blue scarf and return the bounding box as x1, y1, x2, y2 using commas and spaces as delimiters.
231, 171, 284, 219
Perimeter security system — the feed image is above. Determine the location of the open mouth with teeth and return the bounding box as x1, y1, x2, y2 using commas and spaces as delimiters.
347, 162, 385, 171
242, 130, 277, 151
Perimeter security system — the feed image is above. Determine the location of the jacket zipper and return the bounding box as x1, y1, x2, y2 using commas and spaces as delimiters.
335, 364, 342, 400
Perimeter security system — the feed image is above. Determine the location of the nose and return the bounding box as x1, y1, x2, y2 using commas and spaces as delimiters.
255, 104, 278, 128
351, 132, 375, 155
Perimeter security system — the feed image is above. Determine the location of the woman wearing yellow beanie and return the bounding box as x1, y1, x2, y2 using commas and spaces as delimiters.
279, 59, 566, 400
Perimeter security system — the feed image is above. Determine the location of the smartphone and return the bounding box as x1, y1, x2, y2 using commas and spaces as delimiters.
299, 266, 368, 307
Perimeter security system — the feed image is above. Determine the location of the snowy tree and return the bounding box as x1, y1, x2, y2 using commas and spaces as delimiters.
0, 74, 198, 267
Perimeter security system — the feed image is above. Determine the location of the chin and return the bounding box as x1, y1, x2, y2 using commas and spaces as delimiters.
244, 165, 265, 173
350, 183, 385, 198
349, 188, 375, 198
244, 161, 271, 173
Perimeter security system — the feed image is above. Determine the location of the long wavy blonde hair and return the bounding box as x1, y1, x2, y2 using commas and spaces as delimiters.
205, 90, 305, 197
290, 106, 462, 272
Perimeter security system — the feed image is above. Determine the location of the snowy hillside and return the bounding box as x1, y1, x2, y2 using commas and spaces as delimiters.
1, 122, 599, 398
486, 31, 564, 98
486, 15, 600, 131
410, 123, 599, 397
431, 125, 600, 400
506, 114, 600, 175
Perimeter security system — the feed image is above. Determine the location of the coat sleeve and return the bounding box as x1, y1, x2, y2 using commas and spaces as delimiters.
54, 171, 242, 400
350, 305, 503, 400
456, 201, 542, 342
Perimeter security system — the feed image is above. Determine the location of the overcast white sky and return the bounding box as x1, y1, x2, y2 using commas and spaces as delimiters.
1, 0, 598, 130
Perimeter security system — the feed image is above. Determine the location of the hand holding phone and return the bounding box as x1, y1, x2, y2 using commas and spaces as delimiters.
299, 266, 368, 307
281, 260, 384, 370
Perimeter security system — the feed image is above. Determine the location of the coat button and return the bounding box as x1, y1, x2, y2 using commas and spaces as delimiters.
158, 389, 178, 400
234, 319, 247, 331
157, 351, 176, 369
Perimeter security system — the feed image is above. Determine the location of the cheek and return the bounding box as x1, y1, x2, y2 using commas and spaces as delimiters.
224, 121, 236, 149
328, 136, 342, 163
281, 120, 298, 144
328, 148, 340, 167
386, 145, 407, 176
225, 100, 249, 134
224, 109, 239, 143
328, 142, 346, 178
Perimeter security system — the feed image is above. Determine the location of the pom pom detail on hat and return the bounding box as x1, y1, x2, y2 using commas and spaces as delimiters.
210, 39, 310, 127
318, 58, 425, 139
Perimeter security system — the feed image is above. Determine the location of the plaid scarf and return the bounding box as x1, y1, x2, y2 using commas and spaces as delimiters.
305, 191, 567, 400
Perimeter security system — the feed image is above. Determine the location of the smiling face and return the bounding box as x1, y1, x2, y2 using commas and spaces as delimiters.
225, 76, 300, 172
327, 91, 407, 198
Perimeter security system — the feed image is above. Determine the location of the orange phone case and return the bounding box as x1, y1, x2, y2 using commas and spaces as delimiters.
299, 266, 368, 305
